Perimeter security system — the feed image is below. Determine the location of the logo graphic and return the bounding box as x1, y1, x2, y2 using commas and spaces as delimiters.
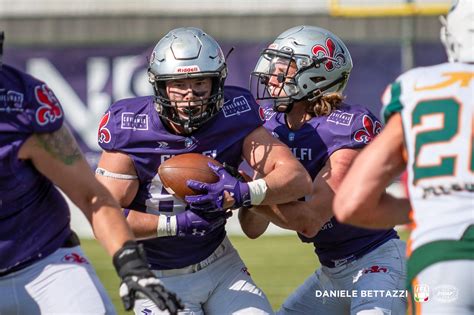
121, 112, 149, 130
35, 84, 63, 126
98, 111, 112, 144
311, 38, 347, 71
433, 285, 458, 303
327, 110, 354, 126
0, 90, 25, 113
184, 137, 195, 148
7, 91, 24, 108
222, 96, 251, 117
414, 284, 430, 302
363, 265, 388, 274
141, 308, 153, 315
263, 107, 277, 121
62, 252, 89, 264
353, 115, 382, 144
157, 141, 169, 149
176, 65, 200, 73
149, 51, 156, 67
288, 132, 295, 142
258, 107, 265, 121
241, 267, 251, 276
268, 43, 278, 50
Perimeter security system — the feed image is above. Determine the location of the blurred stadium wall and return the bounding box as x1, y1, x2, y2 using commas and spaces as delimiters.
0, 0, 450, 237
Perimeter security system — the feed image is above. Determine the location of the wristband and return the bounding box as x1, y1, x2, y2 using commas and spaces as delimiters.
247, 178, 268, 205
157, 215, 177, 237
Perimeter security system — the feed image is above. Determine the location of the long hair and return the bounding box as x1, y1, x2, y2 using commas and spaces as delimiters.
307, 92, 345, 117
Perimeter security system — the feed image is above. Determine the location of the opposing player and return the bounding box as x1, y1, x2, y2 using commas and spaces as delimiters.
96, 27, 312, 315
0, 32, 182, 314
334, 0, 474, 313
243, 25, 407, 314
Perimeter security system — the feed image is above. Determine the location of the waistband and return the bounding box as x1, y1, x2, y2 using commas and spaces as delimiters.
0, 231, 80, 277
407, 224, 474, 286
153, 237, 230, 277
320, 234, 397, 268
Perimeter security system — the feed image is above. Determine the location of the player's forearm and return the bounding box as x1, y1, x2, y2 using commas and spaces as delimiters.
260, 164, 312, 205
252, 202, 323, 238
238, 207, 270, 239
126, 210, 160, 239
336, 193, 411, 229
90, 203, 135, 256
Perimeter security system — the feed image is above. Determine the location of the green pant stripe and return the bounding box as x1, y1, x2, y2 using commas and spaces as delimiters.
407, 225, 474, 286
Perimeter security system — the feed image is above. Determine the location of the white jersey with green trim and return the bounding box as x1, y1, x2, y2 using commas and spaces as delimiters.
382, 61, 474, 253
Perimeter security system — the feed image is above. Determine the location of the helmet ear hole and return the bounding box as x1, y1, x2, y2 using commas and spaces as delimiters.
310, 77, 326, 84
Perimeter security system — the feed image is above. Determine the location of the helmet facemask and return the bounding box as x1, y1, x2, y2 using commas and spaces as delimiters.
150, 70, 226, 134
251, 48, 315, 113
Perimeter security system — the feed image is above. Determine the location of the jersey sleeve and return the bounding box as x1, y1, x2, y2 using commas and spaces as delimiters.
381, 80, 403, 124
27, 82, 64, 133
350, 110, 382, 146
326, 108, 382, 156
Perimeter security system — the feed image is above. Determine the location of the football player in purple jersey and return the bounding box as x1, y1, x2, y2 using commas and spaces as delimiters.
0, 32, 182, 315
242, 26, 408, 314
95, 27, 311, 315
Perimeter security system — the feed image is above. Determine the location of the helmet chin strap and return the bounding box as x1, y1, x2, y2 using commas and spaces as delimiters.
273, 99, 295, 113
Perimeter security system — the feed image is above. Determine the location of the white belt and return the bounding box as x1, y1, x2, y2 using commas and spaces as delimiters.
153, 238, 229, 277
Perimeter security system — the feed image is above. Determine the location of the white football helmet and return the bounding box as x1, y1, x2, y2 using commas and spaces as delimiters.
440, 0, 474, 63
148, 27, 227, 133
251, 25, 352, 113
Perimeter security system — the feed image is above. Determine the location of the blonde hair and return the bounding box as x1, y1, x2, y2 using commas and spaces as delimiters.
307, 92, 345, 117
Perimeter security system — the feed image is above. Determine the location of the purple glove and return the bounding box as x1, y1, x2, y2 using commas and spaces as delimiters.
176, 209, 230, 237
185, 163, 251, 212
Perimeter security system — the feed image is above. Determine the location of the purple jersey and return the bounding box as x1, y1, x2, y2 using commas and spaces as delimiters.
0, 65, 71, 274
263, 104, 397, 267
99, 85, 264, 270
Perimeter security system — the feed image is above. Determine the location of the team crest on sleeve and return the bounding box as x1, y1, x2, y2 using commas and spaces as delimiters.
34, 84, 63, 126
353, 115, 382, 144
98, 111, 112, 144
258, 107, 265, 121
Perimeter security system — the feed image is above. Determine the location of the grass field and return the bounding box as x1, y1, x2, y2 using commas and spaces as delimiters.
82, 231, 409, 314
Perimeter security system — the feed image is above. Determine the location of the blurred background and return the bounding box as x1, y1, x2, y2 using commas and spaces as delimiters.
0, 0, 449, 312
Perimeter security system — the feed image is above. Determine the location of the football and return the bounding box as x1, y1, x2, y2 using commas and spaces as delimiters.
158, 153, 222, 201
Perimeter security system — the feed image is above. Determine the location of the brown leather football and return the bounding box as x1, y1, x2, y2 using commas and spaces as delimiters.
158, 153, 222, 201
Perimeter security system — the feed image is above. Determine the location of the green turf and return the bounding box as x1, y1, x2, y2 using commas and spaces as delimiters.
82, 231, 410, 314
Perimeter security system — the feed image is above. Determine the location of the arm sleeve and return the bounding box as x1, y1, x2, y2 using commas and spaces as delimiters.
326, 109, 383, 157
381, 80, 404, 124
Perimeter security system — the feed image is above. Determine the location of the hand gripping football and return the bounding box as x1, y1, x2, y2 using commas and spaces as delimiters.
158, 153, 222, 201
